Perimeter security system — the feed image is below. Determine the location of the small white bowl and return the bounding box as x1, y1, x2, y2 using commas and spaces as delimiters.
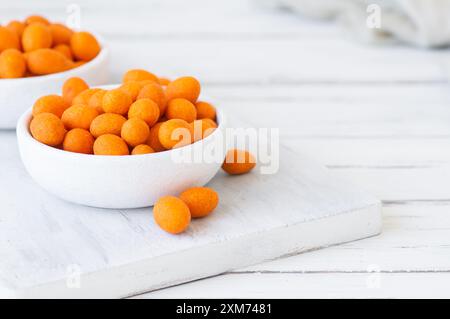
16, 106, 226, 209
0, 38, 109, 129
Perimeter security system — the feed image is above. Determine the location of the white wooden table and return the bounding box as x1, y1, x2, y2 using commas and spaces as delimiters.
2, 0, 450, 298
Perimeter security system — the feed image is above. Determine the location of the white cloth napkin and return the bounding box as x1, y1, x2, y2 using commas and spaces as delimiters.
261, 0, 450, 48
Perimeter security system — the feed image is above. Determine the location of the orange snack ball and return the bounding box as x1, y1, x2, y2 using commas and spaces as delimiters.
158, 119, 192, 149
102, 89, 132, 115
53, 44, 73, 60
195, 101, 216, 120
123, 69, 158, 83
0, 26, 20, 52
191, 119, 217, 142
131, 144, 155, 155
49, 23, 73, 45
166, 98, 197, 123
121, 118, 150, 147
153, 196, 191, 234
61, 104, 99, 130
72, 88, 101, 105
63, 128, 94, 154
22, 23, 53, 52
165, 76, 201, 103
6, 20, 26, 39
222, 149, 256, 175
62, 77, 89, 104
32, 95, 69, 118
137, 82, 167, 114
26, 48, 73, 75
147, 122, 166, 152
158, 77, 171, 86
128, 98, 160, 127
119, 81, 143, 101
88, 89, 107, 113
70, 31, 100, 61
180, 187, 219, 218
0, 49, 26, 78
90, 113, 126, 138
25, 15, 50, 26
93, 134, 129, 156
30, 113, 66, 146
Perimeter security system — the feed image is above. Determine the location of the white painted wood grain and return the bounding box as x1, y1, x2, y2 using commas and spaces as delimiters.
217, 96, 450, 138
283, 138, 450, 166
240, 204, 450, 272
135, 273, 450, 299
1, 1, 449, 83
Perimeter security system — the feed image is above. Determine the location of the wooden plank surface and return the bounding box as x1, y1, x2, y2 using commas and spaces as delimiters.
0, 0, 449, 298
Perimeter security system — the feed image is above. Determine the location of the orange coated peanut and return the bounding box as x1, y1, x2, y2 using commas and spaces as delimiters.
153, 196, 191, 234
131, 144, 155, 155
90, 113, 127, 138
121, 118, 150, 147
195, 101, 216, 120
158, 119, 192, 149
25, 15, 50, 26
93, 134, 129, 156
49, 23, 73, 46
180, 187, 219, 218
102, 89, 132, 115
63, 128, 94, 154
30, 113, 66, 146
22, 23, 53, 52
165, 76, 201, 103
70, 31, 100, 61
137, 82, 167, 114
166, 98, 197, 123
32, 94, 69, 118
62, 77, 89, 104
0, 49, 26, 78
222, 149, 256, 175
123, 69, 158, 83
61, 104, 99, 130
128, 98, 160, 127
26, 48, 73, 75
0, 26, 20, 53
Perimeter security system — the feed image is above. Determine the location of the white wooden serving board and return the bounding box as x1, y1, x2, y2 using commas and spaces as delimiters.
0, 132, 381, 298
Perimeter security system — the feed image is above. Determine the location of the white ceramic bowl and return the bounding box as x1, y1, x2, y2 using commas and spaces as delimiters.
0, 38, 109, 129
17, 106, 226, 209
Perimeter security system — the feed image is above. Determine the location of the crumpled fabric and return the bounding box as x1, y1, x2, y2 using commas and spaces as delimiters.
261, 0, 450, 48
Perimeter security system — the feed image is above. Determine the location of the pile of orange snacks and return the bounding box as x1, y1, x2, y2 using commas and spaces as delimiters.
0, 14, 100, 78
30, 69, 218, 155
29, 68, 256, 234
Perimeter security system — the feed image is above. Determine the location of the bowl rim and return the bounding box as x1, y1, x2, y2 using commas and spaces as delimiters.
17, 93, 226, 162
0, 34, 109, 84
